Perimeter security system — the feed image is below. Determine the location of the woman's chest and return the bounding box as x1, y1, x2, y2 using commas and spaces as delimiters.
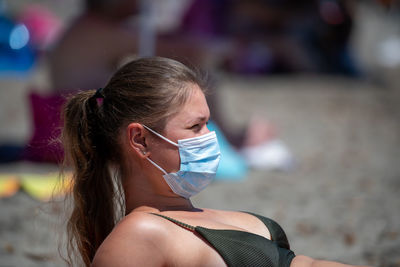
163, 228, 227, 267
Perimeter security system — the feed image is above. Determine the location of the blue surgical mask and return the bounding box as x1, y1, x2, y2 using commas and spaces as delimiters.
143, 125, 221, 199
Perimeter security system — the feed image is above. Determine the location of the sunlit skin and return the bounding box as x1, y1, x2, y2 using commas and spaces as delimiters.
92, 84, 367, 267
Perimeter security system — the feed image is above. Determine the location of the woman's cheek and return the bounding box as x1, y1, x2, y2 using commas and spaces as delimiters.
156, 146, 181, 173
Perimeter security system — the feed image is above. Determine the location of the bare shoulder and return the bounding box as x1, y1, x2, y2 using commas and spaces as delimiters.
92, 212, 169, 267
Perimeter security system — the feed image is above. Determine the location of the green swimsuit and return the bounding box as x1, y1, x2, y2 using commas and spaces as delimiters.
152, 212, 296, 267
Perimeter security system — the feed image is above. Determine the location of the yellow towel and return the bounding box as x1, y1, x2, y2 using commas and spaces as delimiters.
20, 172, 73, 201
0, 172, 73, 201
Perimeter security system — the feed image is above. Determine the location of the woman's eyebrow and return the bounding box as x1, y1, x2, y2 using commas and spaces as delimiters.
196, 116, 210, 123
198, 116, 209, 122
186, 116, 209, 125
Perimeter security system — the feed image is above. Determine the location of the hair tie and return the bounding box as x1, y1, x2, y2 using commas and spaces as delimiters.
94, 87, 104, 98
93, 88, 104, 106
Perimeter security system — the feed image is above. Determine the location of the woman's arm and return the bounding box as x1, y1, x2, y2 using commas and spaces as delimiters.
291, 255, 370, 267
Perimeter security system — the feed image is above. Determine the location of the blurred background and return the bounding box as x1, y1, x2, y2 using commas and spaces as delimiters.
0, 0, 399, 266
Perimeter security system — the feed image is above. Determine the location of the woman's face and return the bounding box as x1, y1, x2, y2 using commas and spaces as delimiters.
146, 84, 210, 173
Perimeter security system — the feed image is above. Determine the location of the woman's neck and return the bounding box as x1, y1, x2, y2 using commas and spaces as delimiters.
125, 194, 196, 214
123, 172, 197, 214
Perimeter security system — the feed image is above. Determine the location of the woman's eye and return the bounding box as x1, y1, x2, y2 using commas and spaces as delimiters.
190, 124, 200, 129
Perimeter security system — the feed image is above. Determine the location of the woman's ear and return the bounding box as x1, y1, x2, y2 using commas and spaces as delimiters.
127, 123, 149, 158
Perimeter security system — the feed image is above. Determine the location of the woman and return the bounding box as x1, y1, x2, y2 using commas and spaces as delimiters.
62, 57, 364, 267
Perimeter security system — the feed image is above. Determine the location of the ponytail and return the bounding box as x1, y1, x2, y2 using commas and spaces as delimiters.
62, 90, 121, 266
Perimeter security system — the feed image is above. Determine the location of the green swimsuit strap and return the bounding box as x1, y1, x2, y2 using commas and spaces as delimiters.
150, 213, 196, 232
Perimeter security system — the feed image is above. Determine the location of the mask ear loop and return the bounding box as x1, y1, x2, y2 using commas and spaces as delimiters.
142, 125, 179, 147
146, 157, 168, 175
142, 125, 178, 175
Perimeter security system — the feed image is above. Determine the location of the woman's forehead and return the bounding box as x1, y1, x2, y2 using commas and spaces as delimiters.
168, 87, 209, 125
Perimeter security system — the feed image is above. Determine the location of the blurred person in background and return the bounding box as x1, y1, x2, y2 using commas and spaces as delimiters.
48, 0, 139, 92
